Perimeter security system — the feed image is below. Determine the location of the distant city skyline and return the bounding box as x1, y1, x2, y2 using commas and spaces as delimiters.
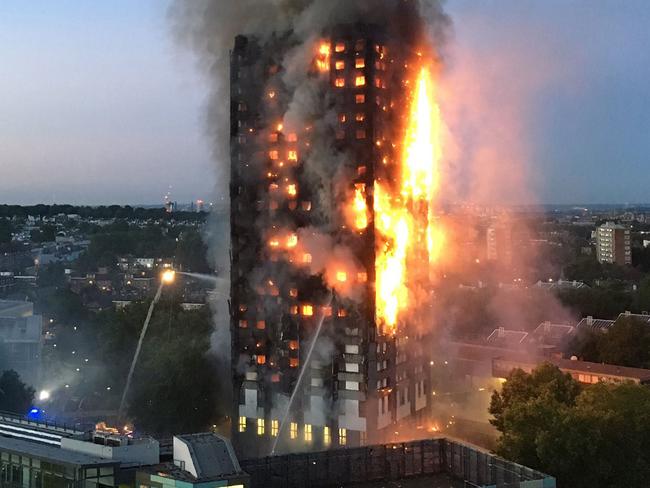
1, 0, 649, 205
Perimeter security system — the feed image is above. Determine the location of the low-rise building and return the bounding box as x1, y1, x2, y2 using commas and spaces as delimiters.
0, 300, 42, 386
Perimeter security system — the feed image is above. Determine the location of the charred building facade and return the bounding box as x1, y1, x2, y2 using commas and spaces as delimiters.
230, 20, 436, 458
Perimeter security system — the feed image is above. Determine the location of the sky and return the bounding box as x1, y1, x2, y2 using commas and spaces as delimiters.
0, 0, 649, 205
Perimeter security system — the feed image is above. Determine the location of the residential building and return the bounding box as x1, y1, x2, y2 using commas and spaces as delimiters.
230, 20, 435, 456
596, 221, 631, 265
0, 300, 42, 386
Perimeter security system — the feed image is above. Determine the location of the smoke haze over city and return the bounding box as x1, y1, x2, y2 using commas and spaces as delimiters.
1, 0, 650, 205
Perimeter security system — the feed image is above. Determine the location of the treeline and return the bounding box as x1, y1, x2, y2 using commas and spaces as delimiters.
0, 204, 207, 221
75, 222, 211, 273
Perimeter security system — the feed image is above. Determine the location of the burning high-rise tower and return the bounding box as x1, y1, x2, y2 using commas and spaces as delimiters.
229, 5, 446, 458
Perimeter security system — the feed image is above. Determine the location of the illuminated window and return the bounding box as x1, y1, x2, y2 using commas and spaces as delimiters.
268, 90, 276, 99
355, 75, 366, 87
360, 431, 367, 446
271, 420, 279, 437
335, 78, 345, 88
338, 309, 347, 317
302, 201, 312, 211
257, 355, 266, 365
357, 272, 368, 282
290, 305, 298, 315
256, 320, 266, 330
335, 60, 345, 70
304, 424, 312, 442
302, 305, 314, 316
323, 306, 332, 317
290, 422, 298, 439
356, 113, 365, 122
288, 201, 297, 210
289, 357, 299, 368
239, 320, 248, 328
288, 150, 298, 161
268, 133, 278, 142
289, 288, 298, 297
339, 113, 347, 123
257, 418, 265, 435
338, 428, 347, 446
269, 150, 279, 160
287, 133, 298, 142
357, 165, 367, 176
336, 271, 347, 282
239, 416, 246, 432
324, 426, 331, 446
375, 77, 382, 88
355, 58, 365, 68
355, 94, 365, 104
335, 42, 345, 53
288, 340, 299, 351
303, 253, 312, 264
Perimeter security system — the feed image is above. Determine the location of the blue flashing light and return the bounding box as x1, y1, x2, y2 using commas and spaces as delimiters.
27, 407, 43, 420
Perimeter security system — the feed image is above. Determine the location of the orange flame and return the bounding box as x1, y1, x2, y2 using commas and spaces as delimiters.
316, 42, 331, 72
374, 66, 444, 334
352, 183, 369, 230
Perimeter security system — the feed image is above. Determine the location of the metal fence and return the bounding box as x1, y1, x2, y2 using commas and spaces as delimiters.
241, 438, 556, 488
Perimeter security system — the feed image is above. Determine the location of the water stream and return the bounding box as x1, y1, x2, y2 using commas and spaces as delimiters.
270, 297, 331, 455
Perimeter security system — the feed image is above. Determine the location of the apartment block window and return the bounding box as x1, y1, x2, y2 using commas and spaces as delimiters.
338, 428, 347, 446
355, 58, 365, 68
304, 424, 312, 442
257, 418, 265, 435
355, 94, 365, 104
290, 422, 298, 439
239, 416, 246, 432
355, 75, 366, 87
335, 78, 346, 88
324, 426, 331, 446
335, 60, 345, 70
335, 42, 346, 53
271, 419, 279, 437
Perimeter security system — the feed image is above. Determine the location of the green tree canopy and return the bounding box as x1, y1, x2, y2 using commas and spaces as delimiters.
568, 316, 650, 368
0, 370, 35, 414
490, 363, 650, 488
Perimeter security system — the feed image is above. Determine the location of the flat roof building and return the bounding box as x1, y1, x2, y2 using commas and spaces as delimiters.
0, 299, 42, 386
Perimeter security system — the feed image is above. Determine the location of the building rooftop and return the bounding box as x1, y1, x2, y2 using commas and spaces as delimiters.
553, 357, 650, 382
576, 316, 615, 330
486, 327, 528, 348
174, 433, 244, 481
0, 435, 116, 467
0, 299, 33, 318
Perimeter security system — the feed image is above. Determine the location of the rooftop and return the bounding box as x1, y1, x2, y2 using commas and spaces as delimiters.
175, 432, 244, 481
0, 435, 116, 467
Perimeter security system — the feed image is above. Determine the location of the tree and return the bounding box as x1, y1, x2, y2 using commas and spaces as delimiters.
175, 230, 211, 273
568, 317, 650, 368
0, 220, 13, 244
127, 346, 219, 434
489, 363, 580, 467
490, 364, 650, 488
93, 298, 222, 433
0, 370, 35, 414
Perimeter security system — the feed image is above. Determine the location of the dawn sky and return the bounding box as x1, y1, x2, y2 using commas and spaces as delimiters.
1, 0, 649, 205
